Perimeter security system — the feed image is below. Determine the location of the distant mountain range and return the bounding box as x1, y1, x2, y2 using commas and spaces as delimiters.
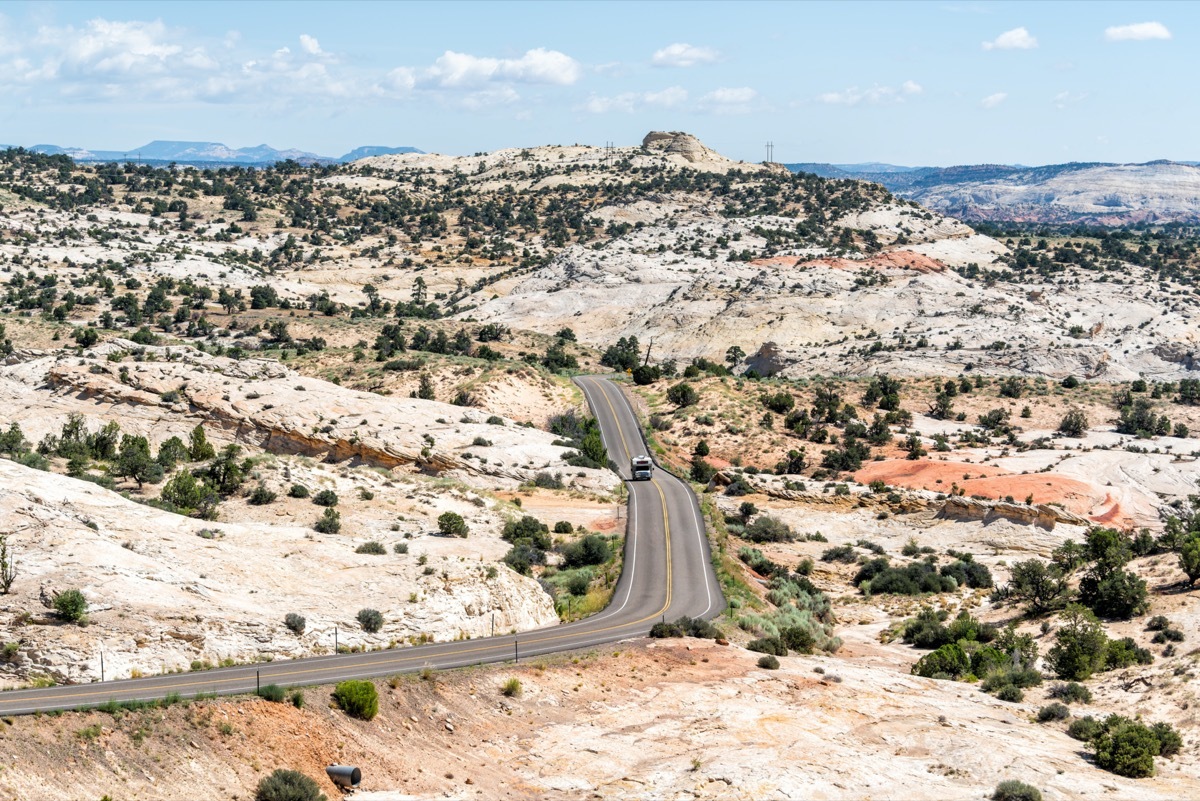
785, 160, 1200, 225
6, 141, 422, 167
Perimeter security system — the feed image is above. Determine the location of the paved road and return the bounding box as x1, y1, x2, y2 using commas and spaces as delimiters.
0, 376, 723, 715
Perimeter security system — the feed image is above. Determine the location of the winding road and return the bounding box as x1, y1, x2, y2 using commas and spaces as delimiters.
0, 376, 723, 715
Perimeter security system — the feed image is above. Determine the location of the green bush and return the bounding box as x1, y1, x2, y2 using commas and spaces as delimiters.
992, 780, 1042, 801
314, 508, 341, 534
911, 643, 970, 679
553, 521, 573, 534
1047, 605, 1108, 680
757, 654, 780, 670
561, 534, 611, 568
255, 768, 326, 801
288, 484, 309, 498
256, 684, 286, 702
1048, 682, 1092, 704
1037, 702, 1070, 722
1094, 721, 1160, 778
284, 613, 306, 635
1150, 722, 1183, 758
332, 680, 378, 721
248, 483, 277, 505
996, 684, 1024, 702
649, 616, 720, 640
1104, 637, 1153, 670
501, 677, 522, 697
357, 608, 383, 633
54, 589, 88, 622
355, 541, 386, 555
747, 637, 787, 657
1067, 716, 1104, 742
312, 489, 338, 507
743, 516, 795, 543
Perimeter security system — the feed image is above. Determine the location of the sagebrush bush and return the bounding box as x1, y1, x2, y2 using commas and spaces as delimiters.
314, 508, 341, 534
255, 769, 326, 801
313, 489, 338, 507
996, 685, 1024, 702
256, 683, 286, 702
992, 780, 1042, 801
757, 654, 780, 670
1048, 682, 1092, 704
333, 680, 378, 721
357, 608, 383, 633
54, 589, 88, 622
355, 540, 386, 555
1037, 702, 1070, 722
284, 613, 306, 635
288, 484, 309, 498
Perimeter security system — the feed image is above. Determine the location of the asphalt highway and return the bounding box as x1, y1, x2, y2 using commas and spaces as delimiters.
0, 375, 723, 715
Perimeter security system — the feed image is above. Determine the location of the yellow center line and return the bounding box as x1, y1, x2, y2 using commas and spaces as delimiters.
593, 378, 633, 463
6, 378, 678, 707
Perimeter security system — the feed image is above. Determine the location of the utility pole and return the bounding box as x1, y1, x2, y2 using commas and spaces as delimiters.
765, 141, 774, 163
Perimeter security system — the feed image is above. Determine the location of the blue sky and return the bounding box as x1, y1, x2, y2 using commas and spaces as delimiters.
0, 1, 1192, 165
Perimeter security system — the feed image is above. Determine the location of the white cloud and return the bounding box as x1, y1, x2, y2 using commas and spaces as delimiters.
698, 86, 759, 114
1053, 90, 1087, 109
419, 48, 581, 88
581, 86, 687, 114
651, 42, 719, 68
982, 27, 1037, 50
980, 91, 1008, 108
818, 80, 922, 106
1104, 22, 1171, 41
299, 34, 323, 56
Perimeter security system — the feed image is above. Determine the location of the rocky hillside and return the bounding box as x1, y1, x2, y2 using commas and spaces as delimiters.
788, 160, 1200, 225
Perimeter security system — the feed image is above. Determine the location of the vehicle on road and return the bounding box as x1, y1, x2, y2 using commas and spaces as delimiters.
630, 455, 654, 480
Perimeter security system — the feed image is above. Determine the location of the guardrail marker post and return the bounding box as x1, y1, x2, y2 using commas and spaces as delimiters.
514, 639, 519, 663
491, 612, 495, 638
256, 670, 260, 694
100, 649, 104, 683
335, 627, 338, 654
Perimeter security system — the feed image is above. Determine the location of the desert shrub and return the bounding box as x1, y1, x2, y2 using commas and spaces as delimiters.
1150, 722, 1183, 758
1048, 682, 1092, 704
747, 636, 787, 657
288, 484, 309, 498
501, 678, 522, 697
981, 665, 1043, 694
532, 471, 564, 489
996, 684, 1024, 702
314, 508, 341, 534
1094, 721, 1161, 778
560, 534, 611, 568
939, 559, 993, 589
332, 680, 378, 721
1079, 567, 1148, 620
393, 542, 409, 554
757, 654, 781, 670
312, 489, 338, 507
256, 683, 286, 702
911, 643, 970, 679
255, 768, 326, 801
503, 543, 546, 575
1104, 637, 1153, 670
501, 516, 551, 550
666, 382, 699, 407
992, 780, 1042, 801
1047, 605, 1108, 680
1145, 615, 1170, 631
1057, 410, 1088, 437
565, 571, 591, 596
54, 589, 88, 622
860, 560, 957, 595
650, 616, 720, 639
437, 511, 469, 538
356, 608, 383, 633
1037, 702, 1071, 722
1067, 716, 1105, 742
248, 483, 277, 505
284, 613, 306, 635
355, 541, 386, 555
290, 690, 305, 709
821, 544, 856, 563
553, 521, 573, 534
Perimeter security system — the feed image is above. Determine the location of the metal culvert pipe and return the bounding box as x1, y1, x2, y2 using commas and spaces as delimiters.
326, 765, 362, 788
